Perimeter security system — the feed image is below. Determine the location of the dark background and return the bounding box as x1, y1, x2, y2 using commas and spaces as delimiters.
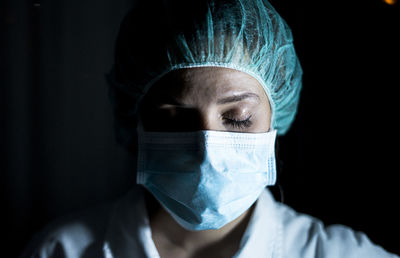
1, 0, 399, 257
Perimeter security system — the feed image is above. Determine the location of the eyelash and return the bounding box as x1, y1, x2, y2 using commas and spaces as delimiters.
223, 116, 253, 129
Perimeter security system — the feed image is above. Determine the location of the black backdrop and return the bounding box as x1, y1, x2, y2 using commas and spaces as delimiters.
1, 0, 399, 257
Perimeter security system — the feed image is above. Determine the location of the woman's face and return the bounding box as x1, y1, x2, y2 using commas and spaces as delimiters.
139, 67, 271, 133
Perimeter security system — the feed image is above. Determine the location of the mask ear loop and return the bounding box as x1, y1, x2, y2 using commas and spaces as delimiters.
268, 103, 275, 133
135, 115, 146, 185
266, 116, 281, 202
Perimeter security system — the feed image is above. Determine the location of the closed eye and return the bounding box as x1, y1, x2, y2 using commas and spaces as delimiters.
223, 116, 253, 129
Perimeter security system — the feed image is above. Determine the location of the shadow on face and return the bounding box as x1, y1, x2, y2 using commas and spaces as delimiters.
139, 67, 272, 133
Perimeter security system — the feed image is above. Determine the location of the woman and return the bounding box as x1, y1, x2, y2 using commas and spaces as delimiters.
22, 0, 398, 257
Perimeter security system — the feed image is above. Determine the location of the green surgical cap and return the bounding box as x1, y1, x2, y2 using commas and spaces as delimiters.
108, 0, 302, 142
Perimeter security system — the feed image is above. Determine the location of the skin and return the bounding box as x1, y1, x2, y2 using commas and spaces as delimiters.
139, 67, 272, 258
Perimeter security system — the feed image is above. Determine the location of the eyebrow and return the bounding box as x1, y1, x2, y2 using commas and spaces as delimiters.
217, 93, 260, 105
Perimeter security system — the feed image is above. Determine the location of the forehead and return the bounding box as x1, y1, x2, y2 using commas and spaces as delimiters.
148, 67, 266, 100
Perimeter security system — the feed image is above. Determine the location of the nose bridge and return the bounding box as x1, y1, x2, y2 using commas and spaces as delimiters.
198, 113, 211, 131
184, 106, 214, 131
197, 106, 218, 131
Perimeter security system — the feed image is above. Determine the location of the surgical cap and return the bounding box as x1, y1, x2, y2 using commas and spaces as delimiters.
107, 0, 302, 146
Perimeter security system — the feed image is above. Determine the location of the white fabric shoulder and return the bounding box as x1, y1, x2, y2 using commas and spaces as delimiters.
20, 201, 116, 258
275, 202, 398, 258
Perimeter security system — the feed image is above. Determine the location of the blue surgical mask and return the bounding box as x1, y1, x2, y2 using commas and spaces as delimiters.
137, 129, 277, 231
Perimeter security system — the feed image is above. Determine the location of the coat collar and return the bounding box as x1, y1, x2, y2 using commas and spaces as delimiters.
104, 186, 282, 258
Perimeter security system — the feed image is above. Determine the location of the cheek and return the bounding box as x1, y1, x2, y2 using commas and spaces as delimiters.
253, 102, 272, 131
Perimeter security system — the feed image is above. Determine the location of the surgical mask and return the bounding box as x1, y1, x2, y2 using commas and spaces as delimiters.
136, 129, 277, 231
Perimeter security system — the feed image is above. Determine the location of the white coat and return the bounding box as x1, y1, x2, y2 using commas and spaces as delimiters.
21, 187, 399, 258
